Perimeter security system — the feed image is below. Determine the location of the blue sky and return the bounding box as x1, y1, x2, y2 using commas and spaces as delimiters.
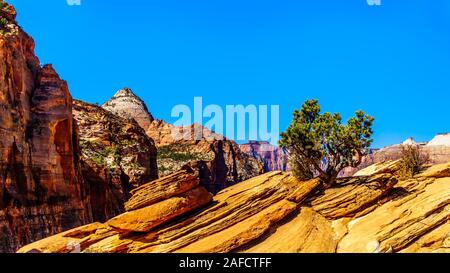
8, 0, 450, 148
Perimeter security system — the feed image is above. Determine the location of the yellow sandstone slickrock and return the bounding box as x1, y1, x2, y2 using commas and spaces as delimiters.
310, 174, 397, 219
336, 176, 450, 253
417, 162, 450, 179
17, 161, 450, 253
240, 207, 338, 253
353, 160, 401, 177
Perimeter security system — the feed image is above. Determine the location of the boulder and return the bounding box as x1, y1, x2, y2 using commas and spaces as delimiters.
125, 167, 199, 211
107, 187, 213, 233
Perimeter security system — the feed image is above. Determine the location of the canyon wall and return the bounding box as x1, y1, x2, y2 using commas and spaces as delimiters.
240, 141, 288, 172
0, 2, 91, 252
73, 100, 158, 222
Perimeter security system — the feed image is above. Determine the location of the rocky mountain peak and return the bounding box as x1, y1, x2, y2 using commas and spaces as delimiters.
102, 87, 154, 129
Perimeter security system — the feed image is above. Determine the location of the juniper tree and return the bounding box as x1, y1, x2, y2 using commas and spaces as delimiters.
280, 99, 374, 187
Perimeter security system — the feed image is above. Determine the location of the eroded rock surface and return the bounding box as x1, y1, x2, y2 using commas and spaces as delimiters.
0, 3, 91, 252
240, 141, 288, 172
73, 100, 158, 222
18, 161, 450, 253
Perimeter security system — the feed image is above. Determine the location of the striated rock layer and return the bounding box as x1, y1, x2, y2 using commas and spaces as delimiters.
240, 141, 288, 172
0, 2, 91, 253
18, 161, 450, 253
73, 100, 158, 222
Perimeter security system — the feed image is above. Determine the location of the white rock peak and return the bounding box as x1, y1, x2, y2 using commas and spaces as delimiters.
427, 133, 450, 147
102, 87, 154, 129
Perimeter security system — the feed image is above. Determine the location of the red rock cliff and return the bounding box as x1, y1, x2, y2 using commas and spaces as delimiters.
240, 141, 288, 172
0, 2, 91, 252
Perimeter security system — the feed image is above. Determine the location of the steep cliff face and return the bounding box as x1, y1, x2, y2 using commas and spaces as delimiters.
73, 100, 158, 222
0, 2, 91, 252
102, 89, 264, 194
240, 141, 288, 172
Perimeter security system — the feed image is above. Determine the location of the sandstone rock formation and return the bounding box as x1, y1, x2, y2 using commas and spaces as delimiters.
73, 100, 158, 222
0, 2, 91, 252
102, 89, 264, 194
240, 141, 288, 172
18, 161, 450, 253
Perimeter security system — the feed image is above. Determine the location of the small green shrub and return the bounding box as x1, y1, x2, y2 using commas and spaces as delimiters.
0, 18, 8, 28
158, 145, 204, 162
91, 154, 105, 166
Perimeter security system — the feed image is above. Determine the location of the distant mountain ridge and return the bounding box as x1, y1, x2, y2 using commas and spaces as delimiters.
341, 134, 450, 177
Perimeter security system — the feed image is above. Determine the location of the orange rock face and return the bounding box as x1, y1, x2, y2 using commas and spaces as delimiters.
240, 141, 288, 172
125, 167, 199, 211
73, 100, 159, 222
0, 16, 91, 252
108, 186, 212, 233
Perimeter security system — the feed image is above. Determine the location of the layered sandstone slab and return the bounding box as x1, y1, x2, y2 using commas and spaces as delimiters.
108, 187, 212, 233
240, 207, 337, 253
125, 167, 199, 211
17, 161, 450, 253
418, 162, 450, 178
310, 174, 398, 219
337, 177, 450, 253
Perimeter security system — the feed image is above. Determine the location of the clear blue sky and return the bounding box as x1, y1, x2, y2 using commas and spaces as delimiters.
8, 0, 450, 148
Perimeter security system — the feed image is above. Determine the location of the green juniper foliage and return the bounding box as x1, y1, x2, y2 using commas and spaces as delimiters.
280, 99, 374, 186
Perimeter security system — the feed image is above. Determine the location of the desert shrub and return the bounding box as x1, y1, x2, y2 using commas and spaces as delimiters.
280, 99, 374, 187
398, 144, 429, 179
